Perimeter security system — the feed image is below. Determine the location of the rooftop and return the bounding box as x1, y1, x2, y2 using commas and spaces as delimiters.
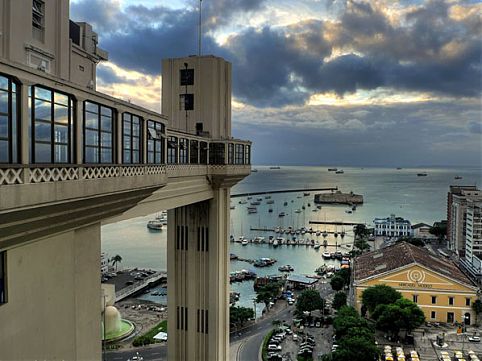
354, 242, 475, 288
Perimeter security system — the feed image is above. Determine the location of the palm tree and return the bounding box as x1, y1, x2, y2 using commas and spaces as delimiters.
111, 255, 122, 271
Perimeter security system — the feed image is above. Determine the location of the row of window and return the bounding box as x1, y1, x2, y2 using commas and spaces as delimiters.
412, 294, 471, 306
0, 74, 251, 166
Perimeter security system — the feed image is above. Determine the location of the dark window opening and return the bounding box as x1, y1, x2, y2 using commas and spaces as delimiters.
189, 140, 199, 164
209, 143, 225, 165
179, 138, 189, 164
69, 20, 81, 46
228, 143, 234, 164
199, 141, 208, 164
234, 144, 245, 165
180, 94, 194, 111
180, 69, 194, 86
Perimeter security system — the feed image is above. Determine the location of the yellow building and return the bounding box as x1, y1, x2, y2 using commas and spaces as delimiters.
354, 242, 479, 325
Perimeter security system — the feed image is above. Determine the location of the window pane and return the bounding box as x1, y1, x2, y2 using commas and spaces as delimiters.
35, 142, 51, 162
85, 111, 98, 129
101, 115, 112, 131
123, 137, 131, 149
0, 76, 8, 91
0, 91, 8, 114
148, 141, 154, 152
35, 99, 51, 121
85, 129, 98, 146
54, 144, 68, 162
148, 152, 154, 163
123, 121, 131, 135
85, 102, 98, 114
132, 151, 139, 163
85, 146, 98, 163
101, 106, 112, 117
54, 104, 69, 125
54, 93, 69, 106
101, 132, 111, 148
54, 124, 68, 144
132, 137, 139, 150
132, 122, 140, 136
0, 115, 8, 138
123, 150, 131, 163
35, 88, 51, 102
35, 121, 51, 142
0, 140, 8, 162
101, 149, 112, 163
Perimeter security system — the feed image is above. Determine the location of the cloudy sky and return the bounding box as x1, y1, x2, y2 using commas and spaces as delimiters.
70, 0, 481, 167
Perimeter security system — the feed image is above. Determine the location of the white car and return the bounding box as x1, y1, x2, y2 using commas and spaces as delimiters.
268, 344, 282, 351
469, 336, 481, 342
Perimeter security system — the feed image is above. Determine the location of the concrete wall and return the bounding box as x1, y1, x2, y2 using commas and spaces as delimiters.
162, 56, 232, 138
0, 223, 101, 360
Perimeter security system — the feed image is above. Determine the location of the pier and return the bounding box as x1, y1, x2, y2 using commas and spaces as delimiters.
231, 187, 338, 198
309, 221, 365, 226
115, 271, 167, 302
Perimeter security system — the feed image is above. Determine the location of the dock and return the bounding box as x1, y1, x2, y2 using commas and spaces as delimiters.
309, 221, 365, 226
115, 271, 167, 302
231, 187, 338, 198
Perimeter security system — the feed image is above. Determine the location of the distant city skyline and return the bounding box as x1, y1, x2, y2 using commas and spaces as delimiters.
71, 0, 482, 167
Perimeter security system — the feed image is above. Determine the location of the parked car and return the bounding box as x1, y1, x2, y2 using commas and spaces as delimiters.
268, 344, 282, 351
469, 336, 481, 342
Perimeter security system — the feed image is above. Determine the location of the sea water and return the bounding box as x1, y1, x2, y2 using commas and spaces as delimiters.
101, 166, 481, 312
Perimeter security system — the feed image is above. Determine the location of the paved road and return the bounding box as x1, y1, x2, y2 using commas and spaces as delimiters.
105, 346, 166, 361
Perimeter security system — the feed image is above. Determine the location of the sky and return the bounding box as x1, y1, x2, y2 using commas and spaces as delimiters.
70, 0, 482, 167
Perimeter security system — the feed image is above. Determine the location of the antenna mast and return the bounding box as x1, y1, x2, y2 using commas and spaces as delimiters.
198, 0, 202, 56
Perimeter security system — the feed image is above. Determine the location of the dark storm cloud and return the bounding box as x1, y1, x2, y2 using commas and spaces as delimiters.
71, 0, 482, 107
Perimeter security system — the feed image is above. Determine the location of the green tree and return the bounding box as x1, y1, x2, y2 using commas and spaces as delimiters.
361, 285, 402, 314
430, 221, 447, 240
295, 289, 324, 315
333, 306, 370, 339
111, 254, 122, 271
333, 292, 347, 310
354, 239, 370, 252
336, 268, 351, 285
373, 298, 425, 338
334, 332, 380, 361
472, 299, 482, 326
330, 275, 345, 291
230, 306, 254, 327
354, 224, 371, 239
255, 282, 282, 309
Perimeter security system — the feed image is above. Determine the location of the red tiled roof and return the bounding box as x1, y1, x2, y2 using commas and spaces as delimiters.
354, 242, 474, 287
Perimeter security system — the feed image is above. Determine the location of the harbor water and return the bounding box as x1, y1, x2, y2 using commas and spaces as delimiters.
101, 166, 482, 313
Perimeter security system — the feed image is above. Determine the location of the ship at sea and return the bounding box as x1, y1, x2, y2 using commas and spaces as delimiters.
314, 190, 363, 205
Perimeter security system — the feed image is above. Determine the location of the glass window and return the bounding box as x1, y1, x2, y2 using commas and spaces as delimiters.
431, 311, 436, 319
84, 101, 114, 164
0, 251, 6, 304
449, 297, 454, 306
431, 296, 437, 304
228, 143, 234, 164
0, 75, 19, 163
209, 143, 225, 165
199, 141, 208, 164
179, 138, 188, 164
466, 298, 471, 306
32, 86, 73, 163
167, 136, 178, 164
245, 144, 251, 165
122, 113, 142, 164
189, 140, 199, 164
147, 120, 164, 164
413, 294, 418, 303
180, 68, 194, 86
179, 94, 194, 111
234, 144, 245, 165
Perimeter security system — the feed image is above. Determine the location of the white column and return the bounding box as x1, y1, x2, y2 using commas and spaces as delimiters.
167, 187, 231, 361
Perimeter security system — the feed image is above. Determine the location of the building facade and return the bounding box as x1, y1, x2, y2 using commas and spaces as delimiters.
0, 1, 250, 360
411, 223, 437, 240
374, 214, 413, 237
354, 242, 479, 325
447, 186, 482, 255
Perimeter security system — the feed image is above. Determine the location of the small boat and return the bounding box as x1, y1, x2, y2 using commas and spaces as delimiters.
279, 212, 286, 217
352, 205, 357, 211
278, 265, 294, 272
265, 195, 271, 199
312, 209, 318, 212
267, 200, 274, 204
345, 210, 352, 214
295, 209, 301, 213
396, 167, 402, 170
302, 205, 305, 210
323, 239, 328, 247
230, 205, 235, 210
303, 192, 310, 196
147, 220, 163, 231
273, 239, 279, 247
317, 205, 322, 209
454, 176, 463, 180
335, 170, 344, 174
251, 169, 258, 172
156, 211, 168, 225
241, 239, 249, 246
328, 168, 337, 171
268, 208, 273, 213
247, 196, 252, 200
340, 231, 345, 238
334, 232, 338, 238
322, 252, 331, 259
247, 207, 257, 214
250, 201, 261, 205
238, 200, 247, 204
322, 231, 328, 237
269, 166, 281, 169
283, 201, 288, 206
417, 173, 428, 177
316, 231, 321, 236
314, 243, 321, 250
256, 197, 263, 201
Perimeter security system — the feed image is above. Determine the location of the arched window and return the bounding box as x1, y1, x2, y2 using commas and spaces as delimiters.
0, 74, 19, 164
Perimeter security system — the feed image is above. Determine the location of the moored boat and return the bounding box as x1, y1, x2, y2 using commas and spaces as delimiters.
147, 220, 163, 231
